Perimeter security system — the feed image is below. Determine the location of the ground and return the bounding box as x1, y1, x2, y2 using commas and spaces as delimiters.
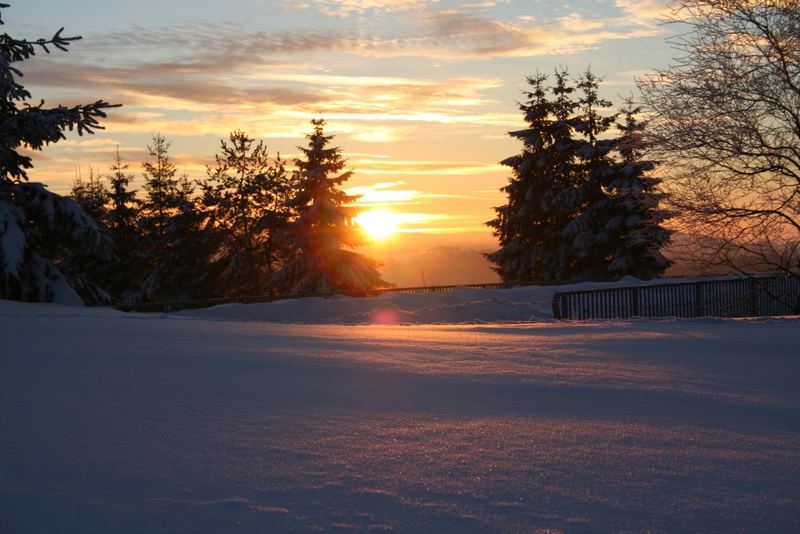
1, 298, 799, 532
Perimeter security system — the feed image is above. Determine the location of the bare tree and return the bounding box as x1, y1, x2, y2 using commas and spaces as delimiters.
638, 0, 800, 274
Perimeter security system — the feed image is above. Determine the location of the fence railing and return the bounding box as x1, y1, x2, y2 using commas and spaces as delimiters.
552, 275, 800, 320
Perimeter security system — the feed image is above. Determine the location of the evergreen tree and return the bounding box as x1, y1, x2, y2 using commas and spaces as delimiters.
103, 147, 140, 296
140, 133, 178, 244
487, 70, 580, 283
201, 131, 295, 297
604, 99, 672, 279
559, 70, 619, 279
157, 171, 215, 300
0, 3, 117, 303
275, 118, 387, 294
106, 147, 139, 240
135, 134, 193, 301
70, 167, 109, 223
488, 70, 672, 283
106, 148, 139, 250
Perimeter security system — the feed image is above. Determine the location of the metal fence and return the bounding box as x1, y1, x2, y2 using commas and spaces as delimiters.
552, 275, 800, 320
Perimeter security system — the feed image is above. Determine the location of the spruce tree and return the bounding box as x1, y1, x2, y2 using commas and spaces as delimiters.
135, 134, 191, 301
70, 167, 109, 223
487, 70, 580, 283
140, 134, 178, 244
160, 171, 215, 300
559, 70, 619, 280
275, 118, 387, 294
201, 131, 295, 296
104, 148, 141, 297
488, 71, 672, 283
0, 3, 117, 303
106, 148, 139, 254
604, 99, 672, 279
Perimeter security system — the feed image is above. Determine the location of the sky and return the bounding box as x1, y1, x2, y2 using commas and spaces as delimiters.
9, 0, 675, 257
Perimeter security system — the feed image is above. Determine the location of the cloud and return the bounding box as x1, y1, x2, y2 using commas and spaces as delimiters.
78, 2, 662, 64
17, 1, 665, 152
25, 59, 326, 109
304, 0, 434, 17
350, 157, 505, 178
614, 0, 672, 27
24, 51, 513, 139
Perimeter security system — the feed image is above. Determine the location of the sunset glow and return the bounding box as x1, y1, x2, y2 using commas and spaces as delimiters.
12, 0, 675, 251
355, 209, 400, 241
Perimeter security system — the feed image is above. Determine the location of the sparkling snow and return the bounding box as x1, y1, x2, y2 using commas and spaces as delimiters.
1, 291, 798, 532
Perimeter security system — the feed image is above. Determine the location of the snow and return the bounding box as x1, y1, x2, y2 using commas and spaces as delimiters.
1, 288, 799, 532
175, 276, 660, 324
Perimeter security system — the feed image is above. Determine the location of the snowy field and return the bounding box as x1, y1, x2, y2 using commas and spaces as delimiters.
1, 286, 799, 532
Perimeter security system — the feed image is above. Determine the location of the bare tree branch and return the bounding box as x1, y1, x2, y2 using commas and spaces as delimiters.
639, 0, 800, 274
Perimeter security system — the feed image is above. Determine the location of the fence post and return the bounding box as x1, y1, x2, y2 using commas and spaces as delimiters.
632, 287, 640, 317
749, 278, 758, 317
552, 294, 562, 320
694, 283, 704, 317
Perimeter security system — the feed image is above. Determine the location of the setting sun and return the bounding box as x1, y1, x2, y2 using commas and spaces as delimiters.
354, 209, 399, 241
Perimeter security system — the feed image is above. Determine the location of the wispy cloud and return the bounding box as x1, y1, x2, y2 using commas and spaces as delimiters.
80, 2, 662, 63
614, 0, 672, 27
301, 0, 434, 17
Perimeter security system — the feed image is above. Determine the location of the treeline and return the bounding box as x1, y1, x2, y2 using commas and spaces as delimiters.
69, 122, 387, 304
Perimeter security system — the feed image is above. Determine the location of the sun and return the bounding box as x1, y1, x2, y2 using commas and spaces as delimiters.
354, 209, 399, 241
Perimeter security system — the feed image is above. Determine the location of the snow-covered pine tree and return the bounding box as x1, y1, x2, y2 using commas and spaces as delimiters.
0, 3, 117, 303
489, 70, 672, 283
275, 118, 387, 294
201, 131, 296, 297
486, 70, 580, 283
559, 70, 619, 280
604, 99, 672, 279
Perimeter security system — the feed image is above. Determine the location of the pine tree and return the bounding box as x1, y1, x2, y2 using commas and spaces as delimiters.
487, 70, 580, 283
201, 131, 295, 296
70, 167, 109, 223
0, 3, 117, 303
135, 134, 187, 301
488, 70, 672, 283
102, 147, 141, 296
604, 99, 672, 279
159, 171, 215, 300
140, 134, 178, 243
106, 147, 139, 240
560, 70, 619, 280
275, 118, 387, 294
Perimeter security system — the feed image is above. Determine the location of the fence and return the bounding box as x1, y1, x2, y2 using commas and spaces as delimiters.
116, 282, 509, 313
551, 275, 800, 320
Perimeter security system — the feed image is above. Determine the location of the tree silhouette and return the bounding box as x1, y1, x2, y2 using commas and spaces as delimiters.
639, 0, 800, 274
275, 118, 387, 294
488, 70, 672, 283
0, 3, 118, 302
201, 130, 296, 296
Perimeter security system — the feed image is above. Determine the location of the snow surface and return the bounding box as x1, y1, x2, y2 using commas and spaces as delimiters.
1, 292, 799, 532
